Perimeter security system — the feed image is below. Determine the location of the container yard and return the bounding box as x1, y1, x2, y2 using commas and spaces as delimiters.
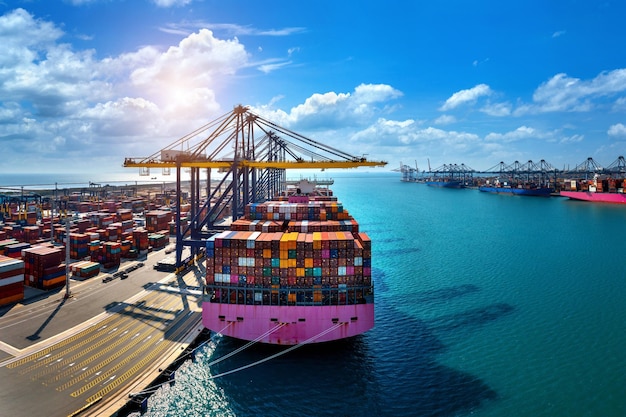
0, 181, 182, 305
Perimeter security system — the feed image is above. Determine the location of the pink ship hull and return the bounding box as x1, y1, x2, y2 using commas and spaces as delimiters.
560, 191, 626, 204
202, 302, 374, 345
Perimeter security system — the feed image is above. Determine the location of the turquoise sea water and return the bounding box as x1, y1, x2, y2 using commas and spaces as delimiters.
137, 172, 626, 417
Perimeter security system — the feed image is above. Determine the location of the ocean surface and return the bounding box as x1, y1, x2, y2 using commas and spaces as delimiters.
132, 172, 626, 417
0, 172, 172, 190
125, 171, 624, 416
122, 172, 626, 417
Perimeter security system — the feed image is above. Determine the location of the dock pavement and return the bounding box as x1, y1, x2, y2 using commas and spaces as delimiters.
0, 249, 206, 417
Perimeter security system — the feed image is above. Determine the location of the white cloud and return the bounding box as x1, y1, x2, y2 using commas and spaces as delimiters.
351, 119, 479, 150
439, 84, 492, 111
608, 123, 626, 137
162, 22, 306, 38
481, 102, 512, 116
258, 60, 292, 74
485, 126, 540, 143
434, 115, 456, 125
517, 69, 626, 114
552, 30, 566, 38
152, 0, 194, 7
560, 134, 584, 144
251, 84, 403, 130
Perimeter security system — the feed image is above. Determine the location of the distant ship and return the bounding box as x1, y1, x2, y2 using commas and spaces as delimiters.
479, 181, 552, 197
202, 180, 374, 345
560, 178, 626, 204
426, 179, 463, 188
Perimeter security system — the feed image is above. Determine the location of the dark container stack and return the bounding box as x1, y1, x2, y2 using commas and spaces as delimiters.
22, 246, 66, 289
0, 255, 25, 306
145, 210, 172, 233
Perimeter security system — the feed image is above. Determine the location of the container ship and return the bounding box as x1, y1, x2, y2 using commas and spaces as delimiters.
426, 179, 462, 188
560, 178, 626, 204
202, 180, 374, 345
478, 180, 552, 197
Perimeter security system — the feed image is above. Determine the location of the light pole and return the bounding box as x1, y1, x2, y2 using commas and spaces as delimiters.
64, 207, 72, 299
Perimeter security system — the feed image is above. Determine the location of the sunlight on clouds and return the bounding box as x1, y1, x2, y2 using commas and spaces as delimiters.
128, 28, 247, 119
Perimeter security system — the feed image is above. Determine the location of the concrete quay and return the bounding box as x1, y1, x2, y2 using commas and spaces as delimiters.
0, 250, 207, 417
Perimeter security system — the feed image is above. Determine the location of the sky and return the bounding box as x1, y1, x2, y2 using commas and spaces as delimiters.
2, 0, 626, 177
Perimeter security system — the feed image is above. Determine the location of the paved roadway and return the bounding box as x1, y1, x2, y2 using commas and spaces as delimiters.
0, 248, 206, 417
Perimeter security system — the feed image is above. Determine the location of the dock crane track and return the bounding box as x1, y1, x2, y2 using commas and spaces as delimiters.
40, 295, 184, 384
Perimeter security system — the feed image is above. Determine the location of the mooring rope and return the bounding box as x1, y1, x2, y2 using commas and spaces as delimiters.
205, 323, 287, 368
128, 322, 285, 398
206, 321, 346, 381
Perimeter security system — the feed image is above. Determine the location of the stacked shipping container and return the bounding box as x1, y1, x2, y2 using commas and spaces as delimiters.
71, 261, 101, 279
0, 255, 25, 306
145, 210, 172, 233
21, 246, 66, 289
205, 197, 372, 306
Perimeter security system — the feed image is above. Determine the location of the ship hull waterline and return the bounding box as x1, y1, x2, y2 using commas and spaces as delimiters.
560, 191, 626, 204
479, 186, 552, 197
426, 180, 463, 188
202, 302, 374, 345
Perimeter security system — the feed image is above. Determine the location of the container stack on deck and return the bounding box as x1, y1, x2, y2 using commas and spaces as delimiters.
206, 197, 372, 304
0, 255, 25, 306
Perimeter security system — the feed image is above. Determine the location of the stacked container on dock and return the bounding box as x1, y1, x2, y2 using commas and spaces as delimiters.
22, 226, 40, 243
148, 233, 168, 249
69, 233, 90, 260
70, 261, 101, 279
4, 242, 31, 259
101, 242, 121, 269
3, 224, 24, 241
0, 239, 19, 254
132, 229, 149, 252
21, 246, 65, 289
203, 190, 375, 345
145, 210, 172, 233
0, 255, 25, 306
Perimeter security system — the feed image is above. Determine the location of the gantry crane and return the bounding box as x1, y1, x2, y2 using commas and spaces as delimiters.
123, 105, 387, 270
